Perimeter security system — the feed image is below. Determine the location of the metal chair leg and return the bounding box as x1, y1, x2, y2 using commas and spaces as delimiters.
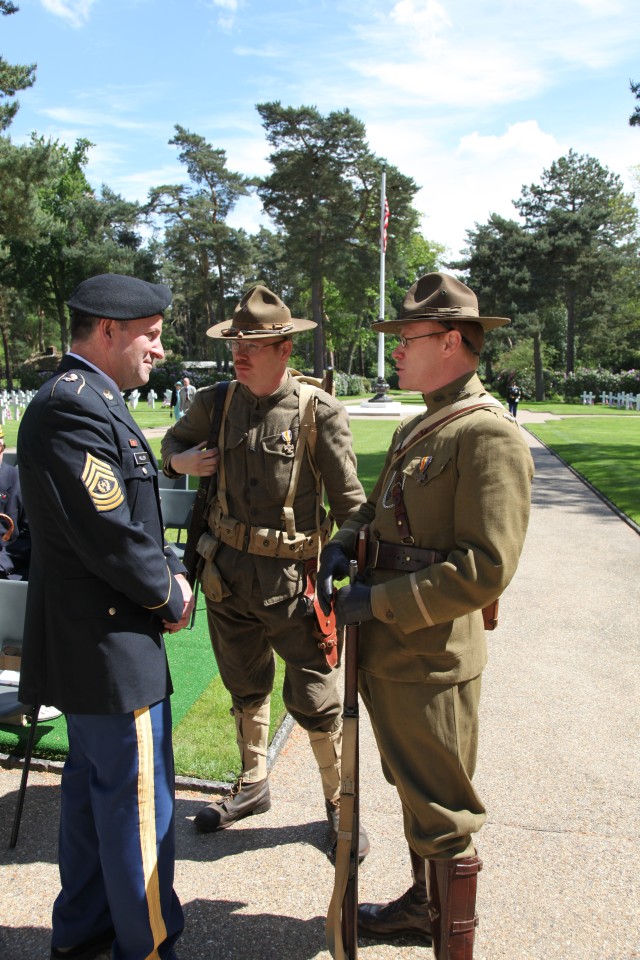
9, 704, 40, 848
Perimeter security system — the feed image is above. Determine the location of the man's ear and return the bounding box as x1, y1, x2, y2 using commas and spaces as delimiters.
101, 318, 115, 341
443, 328, 462, 354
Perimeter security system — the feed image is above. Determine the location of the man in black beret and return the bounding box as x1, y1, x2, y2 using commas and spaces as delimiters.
18, 273, 193, 960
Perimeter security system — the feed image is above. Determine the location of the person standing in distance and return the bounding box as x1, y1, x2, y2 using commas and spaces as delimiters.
318, 272, 534, 959
178, 377, 195, 417
18, 273, 194, 960
161, 285, 369, 860
506, 378, 521, 418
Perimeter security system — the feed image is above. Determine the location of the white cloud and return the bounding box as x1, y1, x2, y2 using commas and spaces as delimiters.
207, 0, 241, 31
40, 0, 98, 29
41, 106, 154, 132
368, 118, 565, 255
348, 0, 639, 110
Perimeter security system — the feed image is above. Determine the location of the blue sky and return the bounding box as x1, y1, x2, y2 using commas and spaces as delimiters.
3, 0, 640, 258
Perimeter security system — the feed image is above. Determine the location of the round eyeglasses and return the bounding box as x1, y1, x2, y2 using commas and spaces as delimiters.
226, 339, 286, 356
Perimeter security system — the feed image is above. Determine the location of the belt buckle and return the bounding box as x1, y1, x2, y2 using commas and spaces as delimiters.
368, 538, 380, 569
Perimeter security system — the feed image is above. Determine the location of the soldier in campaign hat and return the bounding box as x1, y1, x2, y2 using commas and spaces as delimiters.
18, 273, 192, 960
318, 272, 534, 959
162, 285, 370, 860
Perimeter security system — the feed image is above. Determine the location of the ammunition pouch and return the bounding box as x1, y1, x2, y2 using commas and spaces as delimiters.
209, 503, 330, 561
197, 531, 231, 602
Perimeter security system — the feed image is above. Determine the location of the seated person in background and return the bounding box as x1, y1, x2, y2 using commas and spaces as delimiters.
0, 424, 30, 580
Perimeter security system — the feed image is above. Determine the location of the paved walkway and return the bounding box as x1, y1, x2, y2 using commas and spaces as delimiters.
1, 414, 639, 959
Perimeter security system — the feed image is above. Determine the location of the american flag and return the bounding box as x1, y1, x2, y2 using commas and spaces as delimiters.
381, 196, 389, 253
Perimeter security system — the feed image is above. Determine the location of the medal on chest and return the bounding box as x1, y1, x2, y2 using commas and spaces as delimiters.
281, 430, 295, 455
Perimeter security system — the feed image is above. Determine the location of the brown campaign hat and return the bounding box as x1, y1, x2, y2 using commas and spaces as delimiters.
207, 285, 316, 339
372, 272, 510, 333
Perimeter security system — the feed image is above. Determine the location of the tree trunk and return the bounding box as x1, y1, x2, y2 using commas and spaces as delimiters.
1, 323, 13, 390
311, 274, 324, 377
565, 291, 576, 374
57, 290, 70, 354
533, 329, 545, 400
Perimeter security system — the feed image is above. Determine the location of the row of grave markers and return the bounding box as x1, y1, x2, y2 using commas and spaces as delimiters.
581, 391, 640, 410
128, 389, 174, 410
5, 387, 640, 421
1, 390, 37, 425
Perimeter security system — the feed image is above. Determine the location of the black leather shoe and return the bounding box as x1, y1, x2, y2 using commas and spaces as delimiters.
358, 887, 432, 942
194, 777, 271, 833
326, 798, 371, 863
51, 926, 115, 960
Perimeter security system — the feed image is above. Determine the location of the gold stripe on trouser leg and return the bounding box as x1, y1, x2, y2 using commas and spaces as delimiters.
134, 707, 168, 960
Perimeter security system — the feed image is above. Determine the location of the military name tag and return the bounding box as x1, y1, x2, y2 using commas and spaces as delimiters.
133, 452, 150, 466
81, 454, 124, 512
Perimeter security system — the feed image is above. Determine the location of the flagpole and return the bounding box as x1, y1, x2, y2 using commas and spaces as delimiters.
371, 167, 390, 402
378, 168, 386, 380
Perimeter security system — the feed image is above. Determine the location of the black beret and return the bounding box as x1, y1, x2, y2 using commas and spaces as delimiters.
67, 273, 172, 320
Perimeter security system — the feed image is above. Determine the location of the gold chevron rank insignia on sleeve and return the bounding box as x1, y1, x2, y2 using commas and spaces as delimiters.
81, 454, 124, 512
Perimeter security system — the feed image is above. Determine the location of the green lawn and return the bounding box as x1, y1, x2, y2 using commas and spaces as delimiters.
525, 417, 640, 526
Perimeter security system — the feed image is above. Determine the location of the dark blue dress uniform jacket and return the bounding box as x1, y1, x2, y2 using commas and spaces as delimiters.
17, 356, 185, 715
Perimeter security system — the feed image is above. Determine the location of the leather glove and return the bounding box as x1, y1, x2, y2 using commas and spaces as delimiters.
335, 582, 374, 630
316, 542, 350, 615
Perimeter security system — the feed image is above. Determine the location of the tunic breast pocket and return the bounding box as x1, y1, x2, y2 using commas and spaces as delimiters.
121, 449, 157, 521
401, 452, 455, 534
261, 432, 297, 500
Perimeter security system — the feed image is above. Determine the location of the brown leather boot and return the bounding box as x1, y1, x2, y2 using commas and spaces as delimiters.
358, 848, 431, 942
428, 853, 483, 959
194, 777, 271, 833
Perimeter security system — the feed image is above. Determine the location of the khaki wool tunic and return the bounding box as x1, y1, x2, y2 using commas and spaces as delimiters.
162, 372, 364, 603
332, 371, 534, 684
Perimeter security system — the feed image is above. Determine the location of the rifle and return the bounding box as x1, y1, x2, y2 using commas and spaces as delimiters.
325, 529, 366, 960
181, 380, 230, 587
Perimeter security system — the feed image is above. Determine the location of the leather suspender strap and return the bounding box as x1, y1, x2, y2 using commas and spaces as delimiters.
391, 396, 504, 465
214, 381, 237, 519
281, 382, 318, 541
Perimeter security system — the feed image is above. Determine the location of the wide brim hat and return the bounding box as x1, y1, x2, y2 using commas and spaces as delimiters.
206, 285, 316, 339
372, 272, 510, 333
67, 273, 172, 320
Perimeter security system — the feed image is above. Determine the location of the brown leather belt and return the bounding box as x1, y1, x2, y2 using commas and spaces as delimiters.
366, 540, 445, 572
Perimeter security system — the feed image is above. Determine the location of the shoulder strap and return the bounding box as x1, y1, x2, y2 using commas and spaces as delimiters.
391, 396, 504, 465
213, 380, 237, 518
281, 382, 318, 541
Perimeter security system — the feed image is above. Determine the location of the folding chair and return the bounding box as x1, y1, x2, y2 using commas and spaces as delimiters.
0, 579, 41, 848
159, 488, 196, 562
158, 473, 188, 490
